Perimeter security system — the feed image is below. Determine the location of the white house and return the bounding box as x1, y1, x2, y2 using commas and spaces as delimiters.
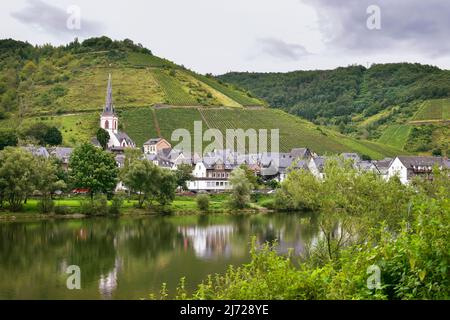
188, 160, 232, 192
387, 156, 447, 184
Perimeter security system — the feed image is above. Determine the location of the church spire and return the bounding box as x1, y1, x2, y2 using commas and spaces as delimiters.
104, 73, 114, 114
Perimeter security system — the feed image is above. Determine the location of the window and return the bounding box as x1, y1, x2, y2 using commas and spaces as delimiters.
216, 182, 219, 186
104, 120, 109, 129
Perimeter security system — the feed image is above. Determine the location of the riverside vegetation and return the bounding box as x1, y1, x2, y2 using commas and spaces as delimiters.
0, 144, 266, 216
154, 159, 449, 300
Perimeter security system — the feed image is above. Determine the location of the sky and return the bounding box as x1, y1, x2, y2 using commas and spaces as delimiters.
1, 0, 450, 74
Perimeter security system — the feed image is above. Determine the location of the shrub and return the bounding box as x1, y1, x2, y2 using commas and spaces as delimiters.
79, 199, 94, 215
54, 205, 71, 215
37, 198, 54, 213
93, 194, 109, 215
109, 194, 124, 215
196, 194, 210, 212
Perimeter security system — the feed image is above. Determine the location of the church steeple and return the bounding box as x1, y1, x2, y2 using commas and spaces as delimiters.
103, 73, 114, 115
100, 73, 118, 134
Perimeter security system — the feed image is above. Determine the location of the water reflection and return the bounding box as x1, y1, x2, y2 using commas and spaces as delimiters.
178, 225, 235, 260
99, 257, 121, 299
0, 213, 319, 299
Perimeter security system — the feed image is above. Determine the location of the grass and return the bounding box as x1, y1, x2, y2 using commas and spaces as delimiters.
0, 195, 236, 216
0, 112, 98, 147
378, 124, 412, 150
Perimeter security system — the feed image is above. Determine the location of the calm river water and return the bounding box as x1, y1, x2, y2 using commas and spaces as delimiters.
0, 213, 318, 299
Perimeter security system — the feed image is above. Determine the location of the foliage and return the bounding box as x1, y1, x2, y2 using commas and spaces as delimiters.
69, 143, 118, 198
0, 147, 35, 211
33, 156, 66, 213
174, 164, 193, 191
228, 167, 252, 209
196, 194, 210, 212
162, 167, 449, 300
0, 129, 18, 150
21, 123, 62, 146
121, 159, 177, 208
96, 127, 110, 150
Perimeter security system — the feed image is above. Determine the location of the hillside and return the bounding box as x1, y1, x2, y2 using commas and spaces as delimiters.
218, 64, 450, 156
0, 37, 263, 118
0, 37, 407, 159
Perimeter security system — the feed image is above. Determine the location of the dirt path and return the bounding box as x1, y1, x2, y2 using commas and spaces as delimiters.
151, 108, 162, 137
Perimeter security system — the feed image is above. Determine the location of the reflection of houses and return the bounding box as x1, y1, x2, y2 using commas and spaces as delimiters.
99, 257, 121, 300
178, 225, 235, 259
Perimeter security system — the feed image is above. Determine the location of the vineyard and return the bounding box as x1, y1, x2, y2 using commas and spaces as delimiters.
378, 124, 412, 149
413, 98, 450, 121
150, 69, 199, 106
116, 107, 406, 158
189, 72, 262, 106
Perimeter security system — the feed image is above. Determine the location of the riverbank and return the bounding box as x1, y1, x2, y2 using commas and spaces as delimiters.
0, 194, 275, 221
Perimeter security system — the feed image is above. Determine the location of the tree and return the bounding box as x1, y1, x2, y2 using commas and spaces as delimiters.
174, 164, 193, 191
33, 157, 66, 213
229, 167, 252, 209
22, 123, 62, 146
122, 159, 177, 208
122, 159, 160, 208
96, 128, 110, 150
239, 164, 258, 189
156, 169, 177, 206
0, 130, 18, 150
69, 143, 118, 199
44, 126, 62, 146
0, 147, 36, 211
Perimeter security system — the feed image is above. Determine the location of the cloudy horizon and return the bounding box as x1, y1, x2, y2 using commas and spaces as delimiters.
1, 0, 450, 74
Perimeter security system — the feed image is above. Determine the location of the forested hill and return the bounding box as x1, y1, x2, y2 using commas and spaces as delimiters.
217, 64, 450, 124
0, 37, 263, 119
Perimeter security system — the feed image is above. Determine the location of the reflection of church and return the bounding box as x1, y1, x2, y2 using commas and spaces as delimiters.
178, 225, 235, 260
97, 74, 135, 150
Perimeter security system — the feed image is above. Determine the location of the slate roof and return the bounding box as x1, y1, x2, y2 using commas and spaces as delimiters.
397, 156, 446, 168
49, 147, 73, 163
143, 138, 163, 145
23, 146, 49, 158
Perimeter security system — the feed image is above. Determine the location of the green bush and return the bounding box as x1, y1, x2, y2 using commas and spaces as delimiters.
54, 205, 71, 215
37, 198, 54, 213
196, 194, 210, 212
109, 194, 124, 215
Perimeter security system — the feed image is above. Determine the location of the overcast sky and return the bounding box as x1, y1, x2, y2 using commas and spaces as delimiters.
1, 0, 450, 74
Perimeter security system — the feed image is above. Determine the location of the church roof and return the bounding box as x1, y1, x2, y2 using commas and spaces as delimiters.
102, 73, 115, 116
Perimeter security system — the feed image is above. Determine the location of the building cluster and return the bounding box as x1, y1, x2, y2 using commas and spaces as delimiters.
20, 74, 450, 193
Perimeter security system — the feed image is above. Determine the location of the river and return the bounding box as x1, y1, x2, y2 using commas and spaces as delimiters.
0, 213, 319, 299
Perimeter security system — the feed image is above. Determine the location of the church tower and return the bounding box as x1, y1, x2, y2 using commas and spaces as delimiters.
100, 74, 119, 134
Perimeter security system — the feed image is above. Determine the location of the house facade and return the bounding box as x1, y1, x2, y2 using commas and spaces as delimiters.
387, 156, 447, 184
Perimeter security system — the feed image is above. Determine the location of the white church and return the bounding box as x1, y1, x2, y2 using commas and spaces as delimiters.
97, 74, 135, 150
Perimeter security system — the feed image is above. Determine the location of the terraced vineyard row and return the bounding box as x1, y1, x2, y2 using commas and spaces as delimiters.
413, 98, 450, 121
120, 108, 158, 146
378, 124, 412, 149
190, 72, 263, 106
150, 69, 199, 106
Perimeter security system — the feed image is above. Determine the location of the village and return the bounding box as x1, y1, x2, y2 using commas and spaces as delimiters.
23, 74, 450, 193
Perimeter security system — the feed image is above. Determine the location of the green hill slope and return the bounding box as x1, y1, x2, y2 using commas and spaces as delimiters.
218, 64, 450, 156
0, 107, 405, 159
0, 37, 407, 158
0, 37, 263, 119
